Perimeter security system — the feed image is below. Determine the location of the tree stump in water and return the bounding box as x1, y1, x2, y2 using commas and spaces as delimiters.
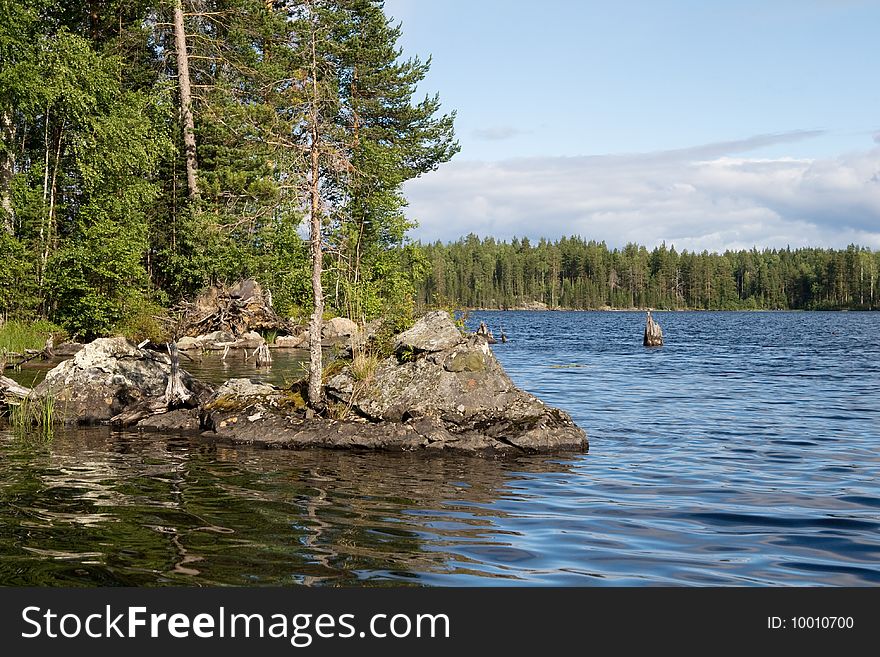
255, 342, 272, 367
643, 311, 663, 347
164, 342, 193, 407
476, 321, 497, 344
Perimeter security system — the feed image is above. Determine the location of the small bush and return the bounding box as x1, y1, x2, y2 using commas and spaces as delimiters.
114, 299, 170, 343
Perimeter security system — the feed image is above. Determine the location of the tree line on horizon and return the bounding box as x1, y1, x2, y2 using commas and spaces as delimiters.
415, 235, 880, 311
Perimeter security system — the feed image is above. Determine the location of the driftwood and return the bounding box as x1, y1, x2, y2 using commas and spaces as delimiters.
1, 375, 30, 405
110, 342, 195, 427
170, 278, 292, 339
644, 311, 663, 347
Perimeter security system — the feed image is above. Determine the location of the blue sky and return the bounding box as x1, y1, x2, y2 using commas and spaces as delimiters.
383, 0, 880, 250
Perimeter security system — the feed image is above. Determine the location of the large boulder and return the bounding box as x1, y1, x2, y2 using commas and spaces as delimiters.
393, 310, 463, 354
34, 337, 210, 424
323, 317, 358, 341
324, 313, 587, 454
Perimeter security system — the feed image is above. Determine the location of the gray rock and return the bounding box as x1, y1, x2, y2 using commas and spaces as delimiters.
34, 337, 210, 424
137, 408, 201, 432
323, 317, 358, 340
322, 331, 588, 454
209, 377, 280, 401
177, 336, 200, 351
275, 334, 307, 348
162, 312, 588, 455
393, 311, 463, 354
234, 330, 265, 349
198, 330, 237, 349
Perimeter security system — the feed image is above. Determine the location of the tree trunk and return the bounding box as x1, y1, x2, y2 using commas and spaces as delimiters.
307, 13, 324, 409
1, 110, 15, 234
173, 0, 199, 198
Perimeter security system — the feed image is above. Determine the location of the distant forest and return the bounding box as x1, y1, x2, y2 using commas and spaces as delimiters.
416, 235, 880, 311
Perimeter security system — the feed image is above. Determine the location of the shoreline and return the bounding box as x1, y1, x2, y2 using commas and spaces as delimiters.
460, 306, 875, 313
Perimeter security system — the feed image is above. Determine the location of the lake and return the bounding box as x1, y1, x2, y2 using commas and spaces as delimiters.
1, 311, 878, 586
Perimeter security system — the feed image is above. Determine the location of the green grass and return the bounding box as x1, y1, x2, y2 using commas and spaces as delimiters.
0, 320, 65, 355
10, 391, 55, 442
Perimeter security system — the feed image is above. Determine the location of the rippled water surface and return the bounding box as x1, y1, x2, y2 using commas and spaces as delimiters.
1, 311, 879, 586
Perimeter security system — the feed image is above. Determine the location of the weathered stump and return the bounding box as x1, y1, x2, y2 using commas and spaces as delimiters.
476, 321, 497, 344
255, 342, 272, 367
165, 342, 193, 407
643, 311, 663, 347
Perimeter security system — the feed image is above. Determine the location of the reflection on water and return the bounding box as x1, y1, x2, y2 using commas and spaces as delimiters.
0, 429, 578, 586
1, 311, 880, 586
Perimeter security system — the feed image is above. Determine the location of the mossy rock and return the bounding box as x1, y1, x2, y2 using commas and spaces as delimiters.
445, 351, 486, 373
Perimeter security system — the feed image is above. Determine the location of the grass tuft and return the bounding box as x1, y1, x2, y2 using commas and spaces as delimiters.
10, 392, 55, 442
0, 320, 65, 355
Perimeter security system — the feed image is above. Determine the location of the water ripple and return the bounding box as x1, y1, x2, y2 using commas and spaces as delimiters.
0, 311, 878, 585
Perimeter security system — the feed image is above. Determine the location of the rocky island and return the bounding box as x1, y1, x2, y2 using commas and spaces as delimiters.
1, 312, 587, 457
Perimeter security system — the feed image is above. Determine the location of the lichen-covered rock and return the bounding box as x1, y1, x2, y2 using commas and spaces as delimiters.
34, 337, 210, 424
169, 312, 586, 456
200, 378, 306, 431
322, 325, 588, 454
393, 311, 463, 354
206, 378, 281, 406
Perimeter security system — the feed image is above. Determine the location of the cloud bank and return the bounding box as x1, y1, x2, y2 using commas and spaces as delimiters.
405, 131, 880, 251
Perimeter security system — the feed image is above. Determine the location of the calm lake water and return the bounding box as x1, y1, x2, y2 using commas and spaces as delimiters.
1, 311, 879, 586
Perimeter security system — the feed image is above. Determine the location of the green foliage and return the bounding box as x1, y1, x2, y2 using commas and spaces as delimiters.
114, 297, 169, 344
0, 0, 458, 339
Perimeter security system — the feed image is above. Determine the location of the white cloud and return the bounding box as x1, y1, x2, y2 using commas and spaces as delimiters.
472, 126, 527, 141
404, 133, 880, 251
